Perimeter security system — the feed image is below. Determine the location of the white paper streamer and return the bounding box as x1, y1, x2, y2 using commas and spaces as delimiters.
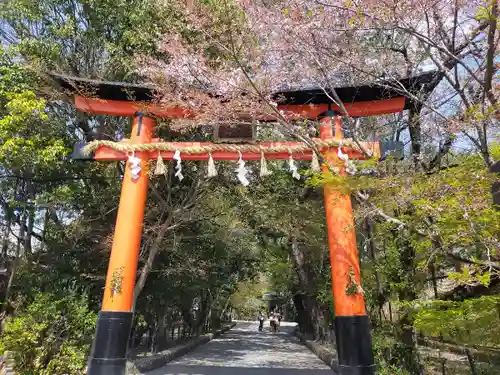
260, 152, 272, 177
337, 141, 349, 163
236, 152, 249, 186
173, 150, 184, 181
337, 141, 356, 175
128, 153, 142, 180
207, 152, 218, 178
154, 154, 167, 175
289, 153, 301, 180
310, 152, 321, 172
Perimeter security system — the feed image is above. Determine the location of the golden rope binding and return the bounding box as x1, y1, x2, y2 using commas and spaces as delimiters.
81, 138, 357, 156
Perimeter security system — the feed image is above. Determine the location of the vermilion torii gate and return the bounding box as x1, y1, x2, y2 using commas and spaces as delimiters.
52, 72, 434, 375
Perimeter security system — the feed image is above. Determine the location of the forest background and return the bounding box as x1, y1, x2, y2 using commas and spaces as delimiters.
0, 0, 499, 374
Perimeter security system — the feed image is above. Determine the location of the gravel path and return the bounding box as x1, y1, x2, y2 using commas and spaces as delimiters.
146, 321, 333, 375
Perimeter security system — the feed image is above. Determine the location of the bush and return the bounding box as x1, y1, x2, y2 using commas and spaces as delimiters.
0, 292, 96, 375
372, 331, 413, 375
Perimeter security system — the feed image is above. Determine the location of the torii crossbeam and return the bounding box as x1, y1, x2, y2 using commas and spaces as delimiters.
52, 72, 435, 375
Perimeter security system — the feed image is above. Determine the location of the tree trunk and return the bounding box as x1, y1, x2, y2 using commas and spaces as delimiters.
195, 291, 212, 336
2, 212, 25, 314
465, 348, 478, 375
36, 210, 50, 266
1, 210, 12, 262
180, 291, 211, 337
219, 295, 231, 321
152, 313, 167, 353
22, 179, 35, 262
156, 315, 166, 350
146, 319, 155, 352
392, 234, 423, 373
24, 207, 35, 259
1, 179, 18, 261
133, 225, 177, 308
292, 293, 314, 337
365, 217, 384, 323
289, 236, 332, 340
128, 318, 137, 352
310, 298, 328, 342
408, 103, 423, 168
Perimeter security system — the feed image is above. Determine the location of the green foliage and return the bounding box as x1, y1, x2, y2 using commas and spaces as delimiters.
231, 279, 268, 320
0, 0, 178, 78
372, 332, 412, 375
407, 296, 500, 347
0, 48, 70, 175
0, 293, 96, 375
355, 146, 500, 291
307, 142, 500, 371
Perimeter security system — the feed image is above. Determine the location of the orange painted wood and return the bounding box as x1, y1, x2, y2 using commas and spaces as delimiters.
273, 97, 406, 119
75, 95, 196, 118
321, 116, 367, 317
75, 95, 406, 119
101, 115, 155, 312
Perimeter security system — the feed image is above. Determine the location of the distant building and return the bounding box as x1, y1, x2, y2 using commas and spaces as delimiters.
261, 291, 289, 319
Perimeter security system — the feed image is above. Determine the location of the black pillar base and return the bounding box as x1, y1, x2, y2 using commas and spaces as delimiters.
335, 315, 376, 375
87, 311, 133, 375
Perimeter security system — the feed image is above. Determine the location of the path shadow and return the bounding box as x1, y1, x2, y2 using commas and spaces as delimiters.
148, 365, 334, 375
168, 330, 330, 370
146, 322, 332, 375
171, 333, 311, 362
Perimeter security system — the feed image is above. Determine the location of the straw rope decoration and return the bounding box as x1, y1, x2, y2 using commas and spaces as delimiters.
82, 139, 359, 185
81, 138, 356, 156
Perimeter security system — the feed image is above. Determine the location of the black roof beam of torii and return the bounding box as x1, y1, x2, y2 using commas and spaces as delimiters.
49, 71, 438, 111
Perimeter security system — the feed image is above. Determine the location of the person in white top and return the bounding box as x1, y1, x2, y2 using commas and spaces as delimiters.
257, 311, 265, 331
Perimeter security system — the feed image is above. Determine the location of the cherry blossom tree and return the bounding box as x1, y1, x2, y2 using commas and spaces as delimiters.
139, 0, 498, 168
134, 3, 499, 371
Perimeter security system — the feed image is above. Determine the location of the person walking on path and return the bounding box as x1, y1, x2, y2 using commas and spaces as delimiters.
275, 310, 281, 332
258, 311, 265, 332
269, 311, 277, 333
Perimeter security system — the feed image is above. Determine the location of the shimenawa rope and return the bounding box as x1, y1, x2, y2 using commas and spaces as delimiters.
81, 138, 356, 156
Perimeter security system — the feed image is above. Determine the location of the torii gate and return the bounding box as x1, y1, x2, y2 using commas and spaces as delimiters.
52, 72, 434, 375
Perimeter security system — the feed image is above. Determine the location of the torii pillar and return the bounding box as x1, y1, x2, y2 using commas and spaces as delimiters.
321, 111, 375, 375
87, 113, 155, 374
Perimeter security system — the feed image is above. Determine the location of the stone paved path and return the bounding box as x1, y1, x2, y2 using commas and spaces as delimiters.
146, 321, 333, 375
